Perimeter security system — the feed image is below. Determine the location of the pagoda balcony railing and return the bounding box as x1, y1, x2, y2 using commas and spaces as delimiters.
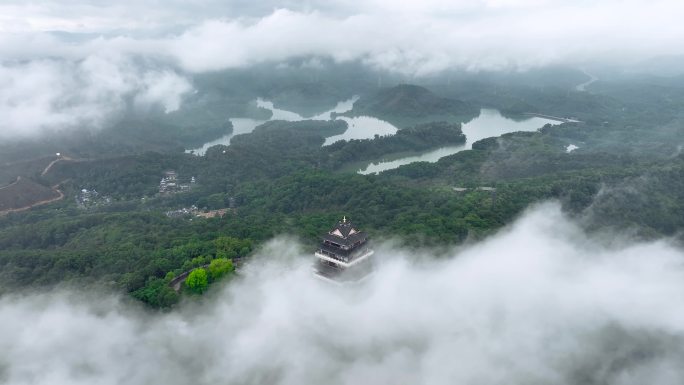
316, 248, 343, 261
316, 247, 371, 263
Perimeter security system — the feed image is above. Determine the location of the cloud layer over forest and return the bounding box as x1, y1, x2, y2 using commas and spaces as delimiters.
3, 203, 684, 385
1, 0, 684, 137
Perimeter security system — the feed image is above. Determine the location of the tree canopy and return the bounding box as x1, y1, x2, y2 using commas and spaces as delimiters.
185, 268, 208, 294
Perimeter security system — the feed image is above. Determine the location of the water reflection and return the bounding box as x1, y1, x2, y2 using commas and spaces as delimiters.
323, 116, 398, 145
357, 109, 561, 174
255, 99, 304, 121
187, 97, 364, 155
186, 118, 267, 156
253, 97, 398, 144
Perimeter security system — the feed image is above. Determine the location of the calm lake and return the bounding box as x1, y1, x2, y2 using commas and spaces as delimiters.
187, 97, 363, 155
356, 109, 561, 174
187, 118, 267, 155
187, 101, 560, 172
255, 97, 399, 145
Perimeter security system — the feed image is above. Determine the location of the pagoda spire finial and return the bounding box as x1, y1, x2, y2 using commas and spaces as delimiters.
343, 216, 346, 223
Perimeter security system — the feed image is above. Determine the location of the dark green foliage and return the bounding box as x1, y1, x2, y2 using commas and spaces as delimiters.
215, 237, 252, 259
41, 152, 188, 199
252, 119, 349, 138
229, 120, 346, 152
131, 277, 179, 308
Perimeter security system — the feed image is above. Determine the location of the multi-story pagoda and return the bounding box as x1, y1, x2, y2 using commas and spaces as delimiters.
313, 217, 374, 284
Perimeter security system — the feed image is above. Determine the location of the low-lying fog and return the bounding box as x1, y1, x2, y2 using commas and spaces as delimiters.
3, 202, 684, 385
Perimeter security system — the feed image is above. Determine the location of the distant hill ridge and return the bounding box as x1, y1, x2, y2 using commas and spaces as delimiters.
338, 84, 478, 127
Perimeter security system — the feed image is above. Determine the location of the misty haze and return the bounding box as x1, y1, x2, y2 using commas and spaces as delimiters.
2, 1, 684, 385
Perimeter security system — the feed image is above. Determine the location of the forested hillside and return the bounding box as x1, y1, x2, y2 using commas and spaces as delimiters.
2, 66, 684, 307
338, 84, 479, 127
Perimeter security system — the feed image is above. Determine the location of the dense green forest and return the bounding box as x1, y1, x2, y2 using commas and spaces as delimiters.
2, 65, 684, 307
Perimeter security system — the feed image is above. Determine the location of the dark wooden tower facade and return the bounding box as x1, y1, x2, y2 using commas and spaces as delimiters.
313, 217, 374, 283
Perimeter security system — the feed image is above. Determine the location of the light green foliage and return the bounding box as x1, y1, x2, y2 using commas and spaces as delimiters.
208, 258, 235, 282
185, 268, 208, 294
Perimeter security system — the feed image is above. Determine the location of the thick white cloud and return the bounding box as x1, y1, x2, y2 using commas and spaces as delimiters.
134, 70, 193, 113
3, 0, 684, 72
1, 0, 683, 137
0, 56, 192, 139
158, 2, 684, 74
3, 203, 684, 384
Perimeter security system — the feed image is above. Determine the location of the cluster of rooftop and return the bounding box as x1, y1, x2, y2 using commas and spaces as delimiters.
159, 171, 195, 194
76, 188, 111, 209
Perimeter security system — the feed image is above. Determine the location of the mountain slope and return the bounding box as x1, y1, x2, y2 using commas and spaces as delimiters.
340, 84, 479, 127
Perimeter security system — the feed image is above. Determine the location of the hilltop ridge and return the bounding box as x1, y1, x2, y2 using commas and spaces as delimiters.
337, 84, 479, 127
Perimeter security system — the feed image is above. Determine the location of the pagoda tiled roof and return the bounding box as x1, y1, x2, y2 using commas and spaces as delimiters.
322, 218, 367, 246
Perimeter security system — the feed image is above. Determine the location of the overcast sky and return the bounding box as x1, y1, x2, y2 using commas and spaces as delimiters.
2, 0, 684, 71
1, 0, 683, 137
